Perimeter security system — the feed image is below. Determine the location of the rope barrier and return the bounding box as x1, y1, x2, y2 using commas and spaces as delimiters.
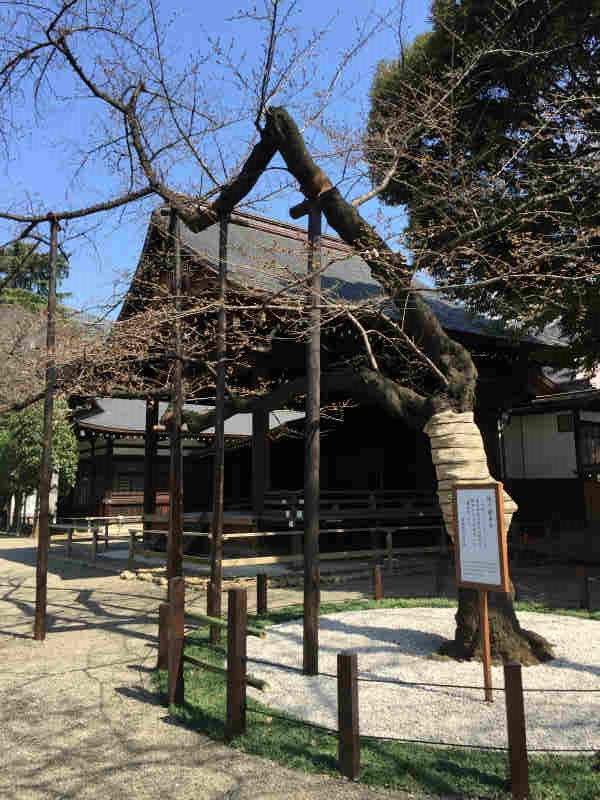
247, 706, 338, 736
245, 658, 600, 694
247, 709, 598, 753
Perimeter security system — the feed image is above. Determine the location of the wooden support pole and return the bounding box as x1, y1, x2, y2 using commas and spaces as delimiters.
373, 565, 382, 601
504, 662, 529, 800
479, 589, 493, 703
66, 529, 73, 558
251, 408, 270, 517
157, 602, 170, 670
337, 651, 360, 781
576, 565, 590, 611
167, 210, 184, 592
209, 214, 229, 643
303, 205, 321, 676
104, 521, 109, 551
168, 576, 185, 706
143, 398, 159, 544
225, 586, 247, 741
34, 215, 59, 642
257, 572, 268, 616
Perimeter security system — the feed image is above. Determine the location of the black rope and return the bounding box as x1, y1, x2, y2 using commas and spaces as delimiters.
360, 733, 508, 751
247, 706, 337, 736
245, 656, 304, 674
244, 659, 600, 695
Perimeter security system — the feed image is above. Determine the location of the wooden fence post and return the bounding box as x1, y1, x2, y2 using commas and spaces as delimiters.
576, 565, 590, 611
128, 531, 136, 570
257, 573, 268, 616
373, 565, 382, 601
66, 529, 73, 558
225, 586, 247, 741
337, 651, 360, 781
504, 662, 529, 800
91, 526, 98, 563
168, 576, 185, 706
157, 602, 170, 671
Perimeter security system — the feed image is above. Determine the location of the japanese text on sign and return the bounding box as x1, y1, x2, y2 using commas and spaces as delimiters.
456, 487, 501, 586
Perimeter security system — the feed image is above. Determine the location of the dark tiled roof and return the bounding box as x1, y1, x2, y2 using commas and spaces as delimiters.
125, 206, 566, 350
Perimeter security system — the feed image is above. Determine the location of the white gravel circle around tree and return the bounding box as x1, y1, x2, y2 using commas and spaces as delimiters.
246, 607, 599, 753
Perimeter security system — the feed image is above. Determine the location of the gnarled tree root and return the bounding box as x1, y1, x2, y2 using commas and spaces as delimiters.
438, 587, 555, 666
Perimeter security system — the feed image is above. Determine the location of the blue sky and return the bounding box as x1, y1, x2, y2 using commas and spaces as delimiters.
1, 0, 431, 315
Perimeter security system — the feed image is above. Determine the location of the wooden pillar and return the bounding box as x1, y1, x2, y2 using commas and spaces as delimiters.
167, 210, 184, 589
209, 214, 228, 642
303, 206, 321, 675
337, 651, 360, 780
168, 576, 185, 706
225, 586, 247, 741
504, 662, 529, 800
143, 398, 159, 535
252, 408, 270, 517
34, 215, 59, 642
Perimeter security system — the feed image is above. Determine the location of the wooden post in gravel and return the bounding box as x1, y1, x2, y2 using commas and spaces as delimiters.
373, 565, 382, 601
337, 651, 360, 781
576, 565, 590, 611
128, 531, 136, 570
225, 586, 247, 741
168, 576, 185, 706
504, 662, 529, 800
257, 573, 268, 616
157, 602, 170, 670
91, 527, 98, 563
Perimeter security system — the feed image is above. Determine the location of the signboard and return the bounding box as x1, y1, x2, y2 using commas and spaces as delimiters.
453, 482, 510, 593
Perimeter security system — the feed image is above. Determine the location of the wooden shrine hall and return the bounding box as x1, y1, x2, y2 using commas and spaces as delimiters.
61, 205, 567, 566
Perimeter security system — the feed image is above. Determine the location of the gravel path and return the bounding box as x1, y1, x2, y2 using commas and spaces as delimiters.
0, 539, 436, 800
248, 607, 600, 752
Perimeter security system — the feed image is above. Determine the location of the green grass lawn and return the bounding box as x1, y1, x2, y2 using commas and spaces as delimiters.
156, 597, 599, 800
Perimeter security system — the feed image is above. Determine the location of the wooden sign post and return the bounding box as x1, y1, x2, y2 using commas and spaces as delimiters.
453, 482, 510, 703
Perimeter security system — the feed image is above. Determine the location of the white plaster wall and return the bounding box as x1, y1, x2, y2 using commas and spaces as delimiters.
504, 413, 577, 479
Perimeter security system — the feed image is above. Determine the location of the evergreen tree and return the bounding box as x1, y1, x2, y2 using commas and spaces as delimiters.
367, 0, 600, 366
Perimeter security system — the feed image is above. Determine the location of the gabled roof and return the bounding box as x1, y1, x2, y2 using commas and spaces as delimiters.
121, 206, 565, 350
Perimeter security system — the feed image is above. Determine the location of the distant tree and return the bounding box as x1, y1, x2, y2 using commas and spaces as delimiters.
367, 0, 600, 367
0, 399, 79, 527
0, 241, 70, 309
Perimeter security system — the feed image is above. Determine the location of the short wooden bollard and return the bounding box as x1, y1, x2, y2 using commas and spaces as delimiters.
157, 602, 170, 671
504, 662, 529, 800
91, 527, 98, 563
338, 651, 360, 781
168, 577, 185, 706
576, 565, 590, 611
66, 529, 73, 558
257, 573, 268, 616
128, 531, 136, 570
373, 565, 382, 601
225, 586, 247, 741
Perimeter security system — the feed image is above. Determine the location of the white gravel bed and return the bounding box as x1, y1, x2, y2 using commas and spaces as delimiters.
247, 607, 600, 753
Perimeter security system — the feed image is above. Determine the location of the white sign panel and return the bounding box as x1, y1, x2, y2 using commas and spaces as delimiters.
456, 487, 501, 586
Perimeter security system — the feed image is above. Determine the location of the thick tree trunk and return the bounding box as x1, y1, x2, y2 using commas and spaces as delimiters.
425, 410, 554, 664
